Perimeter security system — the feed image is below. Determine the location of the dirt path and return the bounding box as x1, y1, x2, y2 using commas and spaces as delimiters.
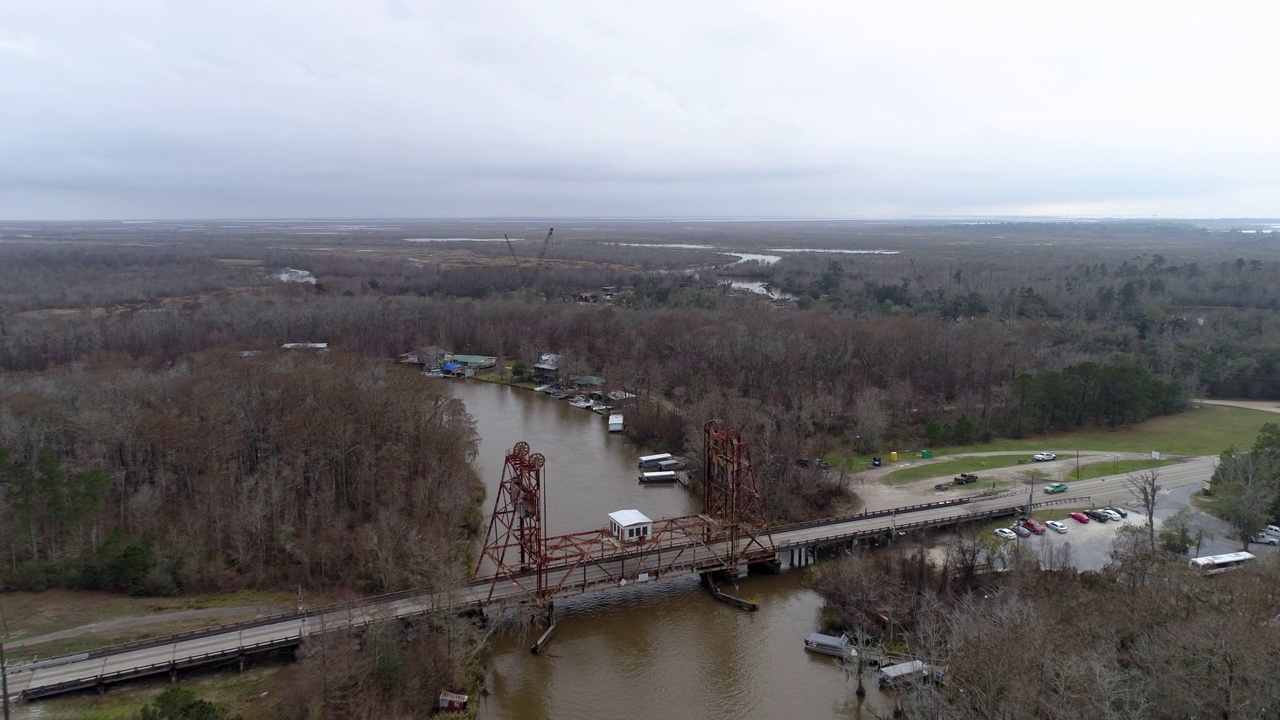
846, 450, 1169, 512
1197, 398, 1280, 414
8, 605, 289, 651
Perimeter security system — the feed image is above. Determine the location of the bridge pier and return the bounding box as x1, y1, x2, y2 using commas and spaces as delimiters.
530, 602, 558, 655
701, 572, 758, 611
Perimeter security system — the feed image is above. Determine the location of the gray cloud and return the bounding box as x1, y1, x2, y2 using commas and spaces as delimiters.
2, 1, 1279, 219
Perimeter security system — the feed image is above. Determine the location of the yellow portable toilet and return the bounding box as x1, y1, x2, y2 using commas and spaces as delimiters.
890, 451, 898, 462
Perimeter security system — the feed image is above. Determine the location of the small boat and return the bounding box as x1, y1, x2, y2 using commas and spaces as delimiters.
534, 384, 551, 393
639, 471, 678, 484
608, 413, 624, 432
548, 390, 567, 400
569, 396, 593, 409
803, 632, 856, 660
591, 402, 613, 414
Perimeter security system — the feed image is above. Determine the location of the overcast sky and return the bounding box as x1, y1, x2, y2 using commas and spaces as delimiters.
2, 1, 1278, 220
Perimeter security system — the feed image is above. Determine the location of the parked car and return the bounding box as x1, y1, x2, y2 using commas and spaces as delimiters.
1044, 482, 1068, 494
995, 527, 1017, 540
1010, 524, 1031, 538
1106, 506, 1129, 518
1045, 520, 1068, 534
1033, 452, 1057, 462
1099, 509, 1123, 522
1084, 510, 1109, 522
1069, 511, 1090, 524
1019, 518, 1047, 535
1252, 532, 1279, 546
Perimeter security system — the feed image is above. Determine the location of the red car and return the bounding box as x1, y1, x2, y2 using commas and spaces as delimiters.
1069, 512, 1090, 524
1020, 518, 1047, 535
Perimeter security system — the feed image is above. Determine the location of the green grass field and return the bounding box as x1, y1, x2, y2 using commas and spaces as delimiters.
1069, 458, 1179, 481
881, 455, 1031, 485
831, 404, 1276, 472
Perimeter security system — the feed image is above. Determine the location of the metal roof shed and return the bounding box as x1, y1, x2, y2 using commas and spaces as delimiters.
878, 660, 928, 688
608, 509, 652, 543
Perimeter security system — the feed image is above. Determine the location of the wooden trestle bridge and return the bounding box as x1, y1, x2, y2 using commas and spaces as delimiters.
4, 422, 1091, 703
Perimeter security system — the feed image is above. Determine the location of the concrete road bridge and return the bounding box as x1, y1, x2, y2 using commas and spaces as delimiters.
2, 437, 1216, 704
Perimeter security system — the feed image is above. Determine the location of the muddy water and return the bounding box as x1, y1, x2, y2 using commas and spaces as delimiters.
451, 382, 896, 720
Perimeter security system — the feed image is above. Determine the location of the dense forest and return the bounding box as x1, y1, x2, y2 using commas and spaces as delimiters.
0, 351, 482, 594
813, 536, 1280, 719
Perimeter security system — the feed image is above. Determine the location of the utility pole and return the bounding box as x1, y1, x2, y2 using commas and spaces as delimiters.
2, 641, 11, 720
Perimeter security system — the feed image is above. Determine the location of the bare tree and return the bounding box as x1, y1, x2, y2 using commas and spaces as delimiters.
1124, 468, 1162, 550
1212, 450, 1280, 549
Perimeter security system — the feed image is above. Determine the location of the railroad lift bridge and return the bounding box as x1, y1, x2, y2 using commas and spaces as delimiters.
477, 422, 778, 649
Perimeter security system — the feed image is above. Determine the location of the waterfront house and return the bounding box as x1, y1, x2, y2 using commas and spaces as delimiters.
399, 345, 447, 368
533, 353, 560, 383
568, 374, 606, 391
447, 353, 497, 370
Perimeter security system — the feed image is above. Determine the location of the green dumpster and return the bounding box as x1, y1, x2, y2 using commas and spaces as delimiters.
921, 450, 933, 458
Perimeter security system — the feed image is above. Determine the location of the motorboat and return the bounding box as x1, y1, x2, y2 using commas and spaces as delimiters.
533, 384, 551, 393
568, 396, 594, 409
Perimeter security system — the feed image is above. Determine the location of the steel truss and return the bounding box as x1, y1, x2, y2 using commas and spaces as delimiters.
476, 429, 777, 608
702, 420, 775, 572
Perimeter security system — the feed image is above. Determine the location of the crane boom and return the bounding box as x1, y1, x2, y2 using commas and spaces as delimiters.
535, 228, 554, 262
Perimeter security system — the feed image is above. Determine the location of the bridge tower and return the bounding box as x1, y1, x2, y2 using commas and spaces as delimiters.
477, 441, 549, 603
702, 421, 775, 574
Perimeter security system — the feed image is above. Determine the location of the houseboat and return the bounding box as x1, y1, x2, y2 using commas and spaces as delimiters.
656, 458, 685, 471
638, 470, 678, 484
638, 453, 673, 468
608, 413, 624, 432
803, 632, 856, 660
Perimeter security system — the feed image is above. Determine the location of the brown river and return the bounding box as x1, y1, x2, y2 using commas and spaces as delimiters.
451, 382, 897, 720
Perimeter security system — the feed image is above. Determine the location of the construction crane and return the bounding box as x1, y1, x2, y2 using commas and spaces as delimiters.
503, 228, 554, 287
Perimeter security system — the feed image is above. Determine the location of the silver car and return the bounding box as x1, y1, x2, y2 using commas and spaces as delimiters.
1045, 520, 1068, 534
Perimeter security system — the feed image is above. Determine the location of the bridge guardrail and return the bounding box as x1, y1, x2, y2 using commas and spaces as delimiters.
73, 585, 453, 665
20, 635, 302, 702
774, 496, 1089, 550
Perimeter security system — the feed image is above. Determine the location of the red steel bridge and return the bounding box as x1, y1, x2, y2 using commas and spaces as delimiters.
475, 421, 777, 609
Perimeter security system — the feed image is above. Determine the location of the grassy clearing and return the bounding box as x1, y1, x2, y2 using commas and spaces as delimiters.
0, 588, 308, 645
881, 454, 1032, 485
1069, 458, 1179, 481
831, 405, 1273, 472
929, 405, 1274, 457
